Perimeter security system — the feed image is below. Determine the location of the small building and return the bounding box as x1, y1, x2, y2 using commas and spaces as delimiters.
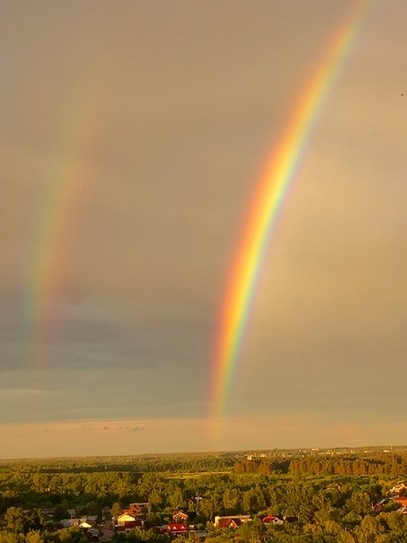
167, 523, 188, 536
390, 483, 407, 494
394, 497, 407, 507
61, 519, 81, 528
214, 515, 251, 528
115, 513, 144, 532
172, 511, 189, 523
262, 515, 284, 525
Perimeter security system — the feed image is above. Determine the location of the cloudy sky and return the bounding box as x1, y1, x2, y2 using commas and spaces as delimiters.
1, 0, 406, 458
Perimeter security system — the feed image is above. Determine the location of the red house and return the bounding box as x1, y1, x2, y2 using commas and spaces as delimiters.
167, 523, 188, 536
262, 515, 283, 525
395, 497, 407, 508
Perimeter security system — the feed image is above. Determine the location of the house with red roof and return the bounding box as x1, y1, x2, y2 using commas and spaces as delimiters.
214, 515, 251, 528
262, 515, 283, 525
395, 496, 407, 508
167, 523, 188, 536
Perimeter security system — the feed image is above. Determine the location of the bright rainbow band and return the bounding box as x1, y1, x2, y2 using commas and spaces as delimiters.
211, 0, 372, 428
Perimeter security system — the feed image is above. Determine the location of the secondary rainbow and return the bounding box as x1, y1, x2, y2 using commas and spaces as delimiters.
210, 0, 372, 422
22, 84, 101, 368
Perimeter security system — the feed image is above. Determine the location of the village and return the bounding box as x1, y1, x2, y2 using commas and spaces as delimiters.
1, 451, 407, 543
9, 485, 405, 543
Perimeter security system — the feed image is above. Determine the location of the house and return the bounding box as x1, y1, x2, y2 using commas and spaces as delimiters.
217, 518, 241, 529
79, 525, 100, 542
390, 483, 407, 494
394, 497, 407, 508
172, 510, 188, 523
167, 523, 188, 536
61, 516, 96, 529
214, 515, 251, 528
41, 508, 55, 519
115, 513, 144, 532
61, 519, 81, 528
262, 515, 284, 525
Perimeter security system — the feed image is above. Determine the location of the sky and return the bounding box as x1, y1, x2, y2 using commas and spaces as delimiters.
1, 0, 407, 459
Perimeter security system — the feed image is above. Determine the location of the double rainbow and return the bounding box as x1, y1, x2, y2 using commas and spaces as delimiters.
211, 0, 372, 423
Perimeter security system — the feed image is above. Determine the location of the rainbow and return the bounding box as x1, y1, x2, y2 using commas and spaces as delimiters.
211, 0, 372, 423
23, 85, 101, 368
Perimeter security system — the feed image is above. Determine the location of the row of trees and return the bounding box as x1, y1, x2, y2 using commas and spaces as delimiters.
0, 473, 403, 526
0, 455, 234, 476
288, 453, 407, 477
0, 471, 394, 519
205, 512, 407, 543
1, 451, 407, 542
234, 452, 407, 477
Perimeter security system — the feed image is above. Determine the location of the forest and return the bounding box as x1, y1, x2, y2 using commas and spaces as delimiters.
0, 447, 407, 543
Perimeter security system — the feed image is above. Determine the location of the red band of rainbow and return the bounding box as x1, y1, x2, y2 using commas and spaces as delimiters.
210, 0, 372, 434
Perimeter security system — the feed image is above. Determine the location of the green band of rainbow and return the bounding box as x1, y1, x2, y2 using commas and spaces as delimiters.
22, 84, 101, 369
211, 0, 372, 424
